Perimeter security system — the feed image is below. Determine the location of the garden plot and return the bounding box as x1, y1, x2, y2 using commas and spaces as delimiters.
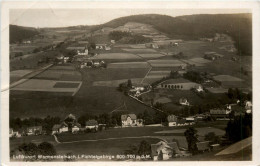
129, 44, 146, 49
154, 97, 172, 104
206, 87, 228, 93
213, 75, 243, 82
11, 79, 82, 96
182, 58, 212, 66
148, 59, 186, 67
90, 53, 141, 60
35, 69, 81, 81
107, 62, 150, 68
155, 127, 225, 136
122, 48, 157, 53
137, 53, 165, 59
92, 78, 143, 87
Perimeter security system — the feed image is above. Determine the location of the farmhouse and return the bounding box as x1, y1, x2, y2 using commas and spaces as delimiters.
179, 98, 189, 106
52, 122, 69, 135
196, 141, 211, 152
85, 120, 98, 130
72, 123, 81, 133
121, 114, 137, 127
77, 47, 88, 56
210, 109, 231, 118
195, 85, 204, 92
157, 78, 200, 90
151, 141, 182, 160
245, 100, 252, 113
204, 52, 223, 61
167, 115, 178, 126
136, 119, 144, 127
27, 126, 42, 135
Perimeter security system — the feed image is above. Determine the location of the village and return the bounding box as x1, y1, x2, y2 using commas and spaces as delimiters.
9, 15, 252, 161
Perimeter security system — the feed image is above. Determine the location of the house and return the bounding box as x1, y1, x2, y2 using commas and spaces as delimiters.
151, 141, 182, 160
111, 40, 115, 44
52, 122, 68, 135
104, 45, 111, 50
136, 119, 144, 127
85, 120, 98, 130
179, 98, 189, 106
167, 115, 178, 126
72, 123, 81, 133
27, 126, 42, 135
196, 141, 210, 152
245, 101, 252, 114
210, 109, 231, 118
121, 114, 137, 127
185, 117, 195, 125
77, 47, 88, 56
176, 119, 187, 126
9, 128, 14, 137
196, 85, 204, 92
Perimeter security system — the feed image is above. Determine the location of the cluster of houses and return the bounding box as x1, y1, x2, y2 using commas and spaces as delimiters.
95, 44, 111, 50
129, 85, 151, 97
204, 52, 224, 61
121, 114, 144, 127
55, 54, 70, 64
79, 60, 106, 69
167, 115, 195, 127
151, 140, 215, 160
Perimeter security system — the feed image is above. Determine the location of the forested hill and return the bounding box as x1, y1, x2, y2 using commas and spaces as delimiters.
91, 14, 252, 56
10, 25, 39, 44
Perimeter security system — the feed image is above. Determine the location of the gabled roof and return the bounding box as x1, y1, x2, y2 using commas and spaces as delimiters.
86, 119, 98, 126
196, 141, 210, 151
167, 115, 178, 122
151, 141, 182, 156
72, 122, 81, 128
121, 114, 137, 121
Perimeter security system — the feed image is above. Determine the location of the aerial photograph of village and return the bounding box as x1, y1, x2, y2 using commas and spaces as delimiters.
8, 8, 252, 161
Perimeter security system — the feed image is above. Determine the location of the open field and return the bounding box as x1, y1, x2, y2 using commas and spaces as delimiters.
11, 79, 82, 95
55, 138, 160, 157
137, 53, 165, 58
155, 127, 225, 136
93, 78, 143, 87
90, 53, 141, 60
148, 59, 186, 67
80, 68, 149, 81
182, 58, 212, 66
213, 75, 243, 82
107, 62, 150, 68
206, 88, 228, 93
122, 48, 157, 53
35, 69, 82, 81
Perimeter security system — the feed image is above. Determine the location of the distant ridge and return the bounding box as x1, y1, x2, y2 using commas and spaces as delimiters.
9, 25, 39, 44
90, 13, 252, 56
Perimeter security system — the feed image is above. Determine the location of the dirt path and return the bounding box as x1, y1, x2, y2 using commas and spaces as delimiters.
53, 135, 168, 144
215, 136, 252, 156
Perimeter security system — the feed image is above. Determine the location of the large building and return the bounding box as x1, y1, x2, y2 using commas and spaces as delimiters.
157, 78, 200, 90
121, 114, 137, 127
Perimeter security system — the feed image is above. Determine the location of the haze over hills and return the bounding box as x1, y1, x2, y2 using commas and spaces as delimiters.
10, 13, 252, 56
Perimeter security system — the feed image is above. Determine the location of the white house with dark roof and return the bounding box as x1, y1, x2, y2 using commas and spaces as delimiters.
151, 141, 182, 160
121, 114, 137, 127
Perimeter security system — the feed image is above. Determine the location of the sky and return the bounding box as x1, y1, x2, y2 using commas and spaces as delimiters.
10, 9, 251, 28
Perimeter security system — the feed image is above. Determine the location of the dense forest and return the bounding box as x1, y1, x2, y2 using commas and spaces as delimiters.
91, 14, 252, 56
9, 25, 39, 44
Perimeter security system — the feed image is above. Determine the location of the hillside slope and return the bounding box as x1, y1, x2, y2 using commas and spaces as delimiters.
10, 25, 39, 44
91, 14, 252, 56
